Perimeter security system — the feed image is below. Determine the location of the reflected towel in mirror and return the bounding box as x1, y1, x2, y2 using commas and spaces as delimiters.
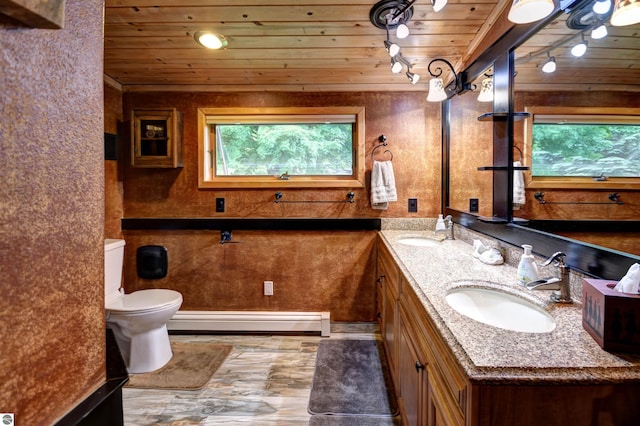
513, 161, 526, 208
371, 160, 397, 210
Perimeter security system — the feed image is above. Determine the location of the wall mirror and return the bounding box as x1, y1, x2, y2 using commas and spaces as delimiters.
445, 0, 640, 279
511, 0, 640, 256
448, 68, 494, 218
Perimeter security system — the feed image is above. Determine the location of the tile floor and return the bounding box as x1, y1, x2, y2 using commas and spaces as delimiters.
123, 323, 380, 425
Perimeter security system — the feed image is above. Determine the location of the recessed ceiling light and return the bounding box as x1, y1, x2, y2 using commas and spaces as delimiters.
194, 31, 228, 49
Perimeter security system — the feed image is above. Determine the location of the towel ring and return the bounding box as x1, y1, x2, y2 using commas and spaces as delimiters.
513, 145, 523, 162
372, 135, 393, 161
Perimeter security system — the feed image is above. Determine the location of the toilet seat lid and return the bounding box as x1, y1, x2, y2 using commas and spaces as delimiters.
106, 289, 182, 312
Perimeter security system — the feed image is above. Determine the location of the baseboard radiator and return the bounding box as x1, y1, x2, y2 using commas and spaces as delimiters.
168, 310, 331, 337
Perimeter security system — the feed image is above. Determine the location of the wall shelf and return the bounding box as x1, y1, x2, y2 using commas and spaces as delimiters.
477, 112, 531, 121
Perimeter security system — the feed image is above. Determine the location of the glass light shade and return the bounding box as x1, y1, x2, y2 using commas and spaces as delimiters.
591, 24, 608, 39
387, 42, 400, 57
477, 78, 493, 102
194, 32, 228, 49
391, 59, 403, 73
396, 23, 410, 39
407, 71, 420, 84
571, 41, 588, 57
542, 57, 556, 73
593, 0, 612, 14
507, 0, 555, 24
427, 78, 447, 102
611, 0, 640, 26
433, 0, 448, 12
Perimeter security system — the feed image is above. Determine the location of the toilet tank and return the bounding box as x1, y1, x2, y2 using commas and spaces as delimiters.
104, 239, 126, 299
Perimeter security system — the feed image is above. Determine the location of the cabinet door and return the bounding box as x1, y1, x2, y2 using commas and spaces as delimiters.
427, 369, 464, 426
398, 317, 428, 426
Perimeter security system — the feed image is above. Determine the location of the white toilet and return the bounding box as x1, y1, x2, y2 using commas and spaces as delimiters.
104, 239, 183, 374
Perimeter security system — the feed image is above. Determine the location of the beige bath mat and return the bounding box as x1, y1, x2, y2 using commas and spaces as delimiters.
126, 342, 232, 390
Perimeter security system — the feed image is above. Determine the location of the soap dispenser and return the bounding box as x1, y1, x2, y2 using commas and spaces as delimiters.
435, 214, 446, 231
517, 244, 539, 286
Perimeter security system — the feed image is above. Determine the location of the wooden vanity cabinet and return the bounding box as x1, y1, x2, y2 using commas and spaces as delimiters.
131, 108, 183, 168
379, 237, 640, 426
398, 279, 468, 426
377, 240, 401, 389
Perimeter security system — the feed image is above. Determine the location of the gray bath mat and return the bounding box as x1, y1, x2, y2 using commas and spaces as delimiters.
308, 339, 398, 417
309, 414, 401, 425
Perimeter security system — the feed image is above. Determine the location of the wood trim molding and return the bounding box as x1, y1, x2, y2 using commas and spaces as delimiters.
0, 0, 65, 29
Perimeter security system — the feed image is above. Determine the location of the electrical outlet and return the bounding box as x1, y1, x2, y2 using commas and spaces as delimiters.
469, 198, 479, 213
408, 198, 418, 213
264, 280, 274, 296
216, 198, 225, 213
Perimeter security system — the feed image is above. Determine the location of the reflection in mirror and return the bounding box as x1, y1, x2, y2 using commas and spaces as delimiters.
448, 68, 494, 218
512, 0, 640, 256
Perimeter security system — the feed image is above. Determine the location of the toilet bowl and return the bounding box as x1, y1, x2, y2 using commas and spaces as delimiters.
104, 239, 183, 374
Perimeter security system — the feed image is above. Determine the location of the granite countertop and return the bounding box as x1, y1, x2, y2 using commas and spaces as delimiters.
379, 229, 640, 385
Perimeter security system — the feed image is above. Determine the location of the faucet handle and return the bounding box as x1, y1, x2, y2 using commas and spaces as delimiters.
542, 251, 565, 267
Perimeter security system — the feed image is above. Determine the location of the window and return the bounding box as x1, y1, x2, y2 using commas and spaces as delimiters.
524, 107, 640, 189
198, 107, 365, 188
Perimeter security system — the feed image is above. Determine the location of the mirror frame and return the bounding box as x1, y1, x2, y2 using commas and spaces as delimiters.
443, 0, 640, 280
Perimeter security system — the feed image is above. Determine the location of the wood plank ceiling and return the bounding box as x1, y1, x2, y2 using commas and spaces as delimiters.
104, 0, 639, 93
104, 0, 504, 92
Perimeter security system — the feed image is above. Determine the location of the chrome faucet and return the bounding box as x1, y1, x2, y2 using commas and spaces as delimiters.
526, 252, 572, 304
435, 215, 454, 240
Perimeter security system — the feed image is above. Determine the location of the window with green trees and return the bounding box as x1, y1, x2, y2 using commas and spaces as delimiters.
215, 123, 353, 176
197, 107, 365, 188
531, 114, 640, 179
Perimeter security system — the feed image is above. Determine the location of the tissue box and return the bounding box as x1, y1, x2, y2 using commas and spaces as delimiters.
582, 278, 640, 353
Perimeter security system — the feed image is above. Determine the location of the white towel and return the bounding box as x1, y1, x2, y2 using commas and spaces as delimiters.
513, 161, 526, 208
371, 160, 397, 210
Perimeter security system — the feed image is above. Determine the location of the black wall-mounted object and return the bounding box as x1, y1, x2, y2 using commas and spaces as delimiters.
136, 245, 168, 279
104, 132, 118, 160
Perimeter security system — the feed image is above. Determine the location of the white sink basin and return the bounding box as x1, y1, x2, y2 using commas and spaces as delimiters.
445, 286, 556, 333
397, 237, 441, 247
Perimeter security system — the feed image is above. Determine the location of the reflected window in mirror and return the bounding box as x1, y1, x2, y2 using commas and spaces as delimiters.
522, 106, 640, 189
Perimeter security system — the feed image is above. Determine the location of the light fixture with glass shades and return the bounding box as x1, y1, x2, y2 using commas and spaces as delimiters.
426, 58, 458, 102
477, 76, 494, 102
431, 0, 448, 12
390, 56, 403, 73
590, 23, 608, 39
507, 0, 555, 24
611, 0, 640, 26
384, 39, 401, 57
406, 70, 420, 84
593, 0, 613, 14
194, 31, 228, 49
570, 33, 588, 57
541, 53, 557, 73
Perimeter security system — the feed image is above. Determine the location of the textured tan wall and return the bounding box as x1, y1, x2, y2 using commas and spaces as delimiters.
0, 1, 106, 423
449, 91, 494, 217
105, 84, 124, 239
123, 230, 378, 321
122, 91, 442, 218
117, 92, 441, 320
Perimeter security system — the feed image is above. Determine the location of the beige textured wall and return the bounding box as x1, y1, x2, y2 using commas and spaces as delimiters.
0, 1, 106, 423
117, 91, 441, 319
